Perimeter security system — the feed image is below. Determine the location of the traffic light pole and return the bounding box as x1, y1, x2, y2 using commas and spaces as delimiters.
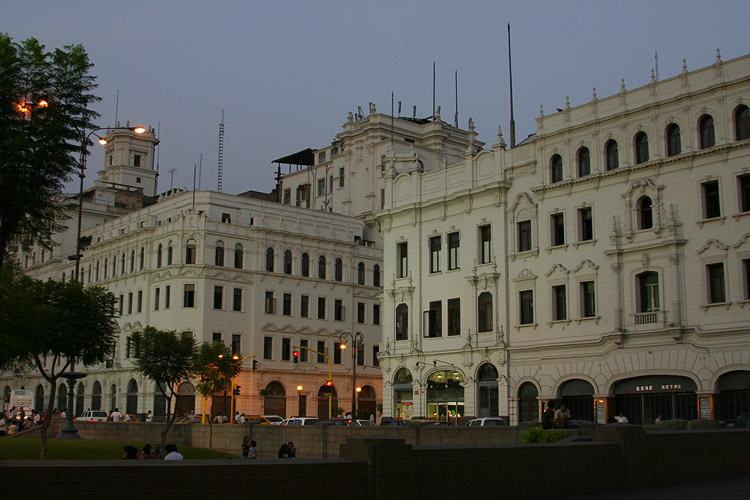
294, 345, 333, 419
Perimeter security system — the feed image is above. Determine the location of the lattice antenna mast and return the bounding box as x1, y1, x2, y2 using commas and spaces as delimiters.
217, 109, 225, 193
655, 50, 660, 81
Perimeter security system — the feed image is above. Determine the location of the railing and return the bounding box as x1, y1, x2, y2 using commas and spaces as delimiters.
635, 311, 659, 325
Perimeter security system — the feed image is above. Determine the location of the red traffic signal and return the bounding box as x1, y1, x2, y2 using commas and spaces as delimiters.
325, 380, 333, 387
293, 350, 299, 363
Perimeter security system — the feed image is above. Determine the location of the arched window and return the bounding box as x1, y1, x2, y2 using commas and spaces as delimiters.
550, 154, 563, 183
301, 253, 310, 277
335, 258, 343, 281
357, 262, 365, 285
577, 147, 590, 177
91, 381, 102, 411
637, 196, 653, 230
699, 114, 715, 149
35, 384, 45, 412
126, 379, 138, 415
284, 250, 292, 274
185, 240, 197, 264
110, 384, 117, 411
234, 244, 243, 269
95, 260, 100, 281
478, 291, 493, 332
373, 265, 381, 287
395, 304, 408, 340
167, 242, 173, 265
265, 248, 274, 272
75, 382, 85, 417
735, 105, 750, 141
637, 271, 660, 313
666, 123, 681, 156
215, 241, 225, 266
477, 363, 499, 417
57, 383, 67, 412
605, 140, 619, 171
518, 382, 539, 423
634, 132, 649, 164
318, 256, 326, 279
103, 258, 108, 279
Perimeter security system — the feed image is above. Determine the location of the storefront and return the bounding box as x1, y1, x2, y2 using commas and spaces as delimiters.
716, 370, 750, 420
393, 368, 413, 420
613, 375, 697, 425
426, 370, 464, 424
559, 379, 595, 422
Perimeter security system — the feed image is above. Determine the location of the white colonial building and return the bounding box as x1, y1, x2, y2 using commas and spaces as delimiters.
375, 51, 750, 425
4, 127, 383, 421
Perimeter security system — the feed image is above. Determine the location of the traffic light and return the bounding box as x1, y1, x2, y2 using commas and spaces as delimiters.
252, 360, 258, 371
326, 380, 333, 387
233, 386, 241, 396
200, 374, 207, 382
293, 350, 299, 363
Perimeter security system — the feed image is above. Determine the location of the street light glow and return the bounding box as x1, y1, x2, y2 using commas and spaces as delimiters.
339, 344, 347, 350
297, 385, 303, 391
133, 126, 146, 134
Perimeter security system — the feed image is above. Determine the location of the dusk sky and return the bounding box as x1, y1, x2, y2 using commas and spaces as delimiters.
6, 1, 749, 195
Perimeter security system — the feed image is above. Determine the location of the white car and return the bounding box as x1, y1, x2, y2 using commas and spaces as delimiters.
263, 415, 285, 425
465, 417, 507, 427
283, 417, 319, 426
74, 410, 109, 422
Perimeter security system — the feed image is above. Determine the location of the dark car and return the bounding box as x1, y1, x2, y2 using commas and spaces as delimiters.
380, 419, 406, 426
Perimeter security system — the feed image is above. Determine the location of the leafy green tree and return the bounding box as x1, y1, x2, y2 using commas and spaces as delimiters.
0, 34, 100, 270
0, 263, 117, 459
194, 342, 243, 449
132, 326, 197, 448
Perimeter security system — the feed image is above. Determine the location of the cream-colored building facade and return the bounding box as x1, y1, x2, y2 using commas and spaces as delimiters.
4, 128, 382, 421
376, 52, 750, 425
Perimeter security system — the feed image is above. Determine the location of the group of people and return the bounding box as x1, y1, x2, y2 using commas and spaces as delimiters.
122, 443, 182, 460
541, 401, 572, 429
0, 407, 43, 435
241, 437, 258, 458
278, 441, 296, 459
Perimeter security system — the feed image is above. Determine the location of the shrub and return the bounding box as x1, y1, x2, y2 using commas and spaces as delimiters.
520, 427, 566, 443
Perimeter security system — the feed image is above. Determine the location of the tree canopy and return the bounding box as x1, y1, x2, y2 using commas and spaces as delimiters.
0, 34, 100, 269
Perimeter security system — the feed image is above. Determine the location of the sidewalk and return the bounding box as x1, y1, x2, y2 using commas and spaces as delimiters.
559, 475, 750, 499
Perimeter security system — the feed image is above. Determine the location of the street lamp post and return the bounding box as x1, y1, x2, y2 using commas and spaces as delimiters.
218, 354, 252, 420
339, 331, 363, 418
56, 361, 86, 439
73, 126, 146, 280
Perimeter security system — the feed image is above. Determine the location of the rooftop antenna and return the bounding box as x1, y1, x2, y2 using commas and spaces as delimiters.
114, 89, 119, 126
192, 164, 196, 209
432, 62, 436, 118
168, 168, 177, 190
654, 50, 660, 81
454, 70, 459, 128
413, 105, 417, 118
391, 92, 394, 147
155, 121, 160, 195
398, 101, 402, 117
508, 23, 516, 148
217, 110, 225, 193
198, 153, 203, 190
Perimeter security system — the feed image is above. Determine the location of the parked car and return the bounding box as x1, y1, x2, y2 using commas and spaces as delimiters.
246, 416, 272, 425
357, 419, 376, 426
74, 410, 109, 422
465, 417, 507, 427
409, 418, 452, 426
263, 415, 285, 425
329, 418, 361, 426
283, 417, 320, 426
379, 419, 407, 426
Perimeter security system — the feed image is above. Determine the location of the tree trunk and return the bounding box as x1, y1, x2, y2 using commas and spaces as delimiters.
208, 418, 213, 450
40, 378, 58, 460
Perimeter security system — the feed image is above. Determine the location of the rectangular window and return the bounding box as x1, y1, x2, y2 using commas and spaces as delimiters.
183, 284, 195, 308
282, 338, 291, 361
447, 298, 461, 336
318, 297, 326, 319
479, 225, 491, 264
581, 281, 596, 318
397, 242, 408, 278
126, 337, 132, 359
339, 167, 345, 187
373, 304, 380, 325
283, 189, 291, 205
301, 295, 309, 318
707, 263, 726, 304
263, 337, 273, 360
357, 302, 365, 324
318, 151, 326, 164
448, 232, 460, 270
137, 290, 142, 313
552, 285, 567, 321
233, 288, 242, 311
222, 213, 231, 224
334, 342, 342, 364
426, 300, 442, 338
133, 154, 141, 167
520, 290, 534, 325
357, 345, 365, 366
212, 332, 223, 344
381, 188, 385, 210
165, 285, 171, 309
317, 178, 325, 196
429, 236, 441, 273
518, 220, 532, 252
300, 339, 309, 362
702, 180, 721, 219
283, 293, 292, 316
232, 334, 241, 355
373, 345, 380, 367
551, 213, 565, 247
213, 286, 223, 309
127, 292, 133, 315
154, 288, 160, 311
578, 207, 593, 242
740, 174, 750, 213
317, 341, 325, 363
118, 295, 124, 316
334, 299, 343, 321
265, 291, 276, 314
744, 259, 750, 300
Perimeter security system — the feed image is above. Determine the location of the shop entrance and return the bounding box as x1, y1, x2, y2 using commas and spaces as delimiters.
613, 375, 697, 424
393, 368, 413, 420
476, 363, 499, 417
717, 371, 750, 420
559, 379, 595, 422
426, 370, 464, 424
